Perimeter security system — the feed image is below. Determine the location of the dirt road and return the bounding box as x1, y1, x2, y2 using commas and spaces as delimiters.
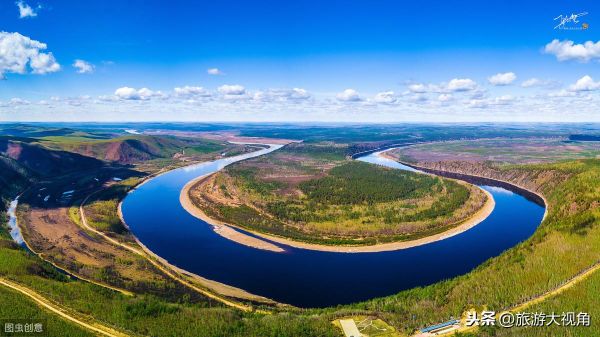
0, 277, 131, 337
79, 191, 273, 313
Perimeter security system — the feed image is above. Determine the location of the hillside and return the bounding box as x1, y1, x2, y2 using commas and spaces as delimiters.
43, 135, 228, 164
0, 157, 31, 224
0, 137, 103, 177
0, 138, 103, 226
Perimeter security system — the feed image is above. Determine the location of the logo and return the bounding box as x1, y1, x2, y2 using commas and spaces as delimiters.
554, 12, 589, 30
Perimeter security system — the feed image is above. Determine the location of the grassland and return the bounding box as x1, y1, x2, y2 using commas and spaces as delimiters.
0, 223, 340, 337
491, 264, 600, 337
0, 285, 93, 336
39, 134, 232, 165
190, 142, 488, 246
393, 138, 600, 164
332, 316, 399, 337
2, 125, 600, 337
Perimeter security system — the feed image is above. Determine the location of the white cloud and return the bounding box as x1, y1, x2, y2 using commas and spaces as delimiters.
138, 88, 161, 100
251, 88, 311, 103
548, 89, 576, 97
272, 88, 310, 100
174, 86, 211, 98
29, 53, 60, 74
521, 78, 542, 88
568, 75, 600, 92
467, 99, 488, 109
114, 87, 139, 100
467, 95, 514, 108
521, 78, 559, 89
336, 89, 361, 102
114, 87, 163, 100
0, 32, 60, 77
409, 94, 428, 103
494, 95, 514, 104
408, 78, 477, 93
9, 84, 600, 123
288, 88, 310, 100
16, 1, 38, 18
72, 59, 94, 74
544, 39, 600, 62
10, 97, 30, 105
251, 91, 267, 101
438, 93, 452, 102
373, 91, 397, 104
207, 68, 223, 75
488, 72, 516, 86
40, 95, 95, 107
447, 78, 477, 92
218, 84, 246, 95
408, 83, 431, 93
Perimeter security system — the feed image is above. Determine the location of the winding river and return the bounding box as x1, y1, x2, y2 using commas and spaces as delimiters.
121, 145, 545, 308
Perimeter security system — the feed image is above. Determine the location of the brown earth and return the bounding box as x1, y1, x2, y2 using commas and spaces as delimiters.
17, 167, 217, 303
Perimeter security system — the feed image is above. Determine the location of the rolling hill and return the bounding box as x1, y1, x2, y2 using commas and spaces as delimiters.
44, 135, 227, 164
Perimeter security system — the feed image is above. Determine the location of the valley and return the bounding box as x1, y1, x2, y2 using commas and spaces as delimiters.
0, 123, 599, 336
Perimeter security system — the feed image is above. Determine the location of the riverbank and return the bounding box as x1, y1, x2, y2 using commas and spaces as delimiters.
180, 170, 496, 254
378, 149, 549, 221
180, 174, 285, 253
122, 141, 549, 308
118, 183, 280, 307
114, 144, 286, 306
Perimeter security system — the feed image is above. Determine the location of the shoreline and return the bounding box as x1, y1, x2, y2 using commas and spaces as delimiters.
119, 142, 547, 305
115, 144, 289, 307
119, 183, 280, 306
180, 174, 286, 253
179, 164, 496, 254
378, 149, 549, 222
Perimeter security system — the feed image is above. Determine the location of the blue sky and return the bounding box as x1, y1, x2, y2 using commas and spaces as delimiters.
1, 0, 600, 122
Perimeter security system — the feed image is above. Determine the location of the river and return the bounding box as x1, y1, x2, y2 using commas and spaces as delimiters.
6, 197, 24, 245
121, 145, 545, 308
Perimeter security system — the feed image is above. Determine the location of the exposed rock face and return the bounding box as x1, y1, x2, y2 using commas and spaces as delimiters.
410, 161, 569, 201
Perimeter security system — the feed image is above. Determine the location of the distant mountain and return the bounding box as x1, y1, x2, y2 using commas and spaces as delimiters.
0, 124, 115, 141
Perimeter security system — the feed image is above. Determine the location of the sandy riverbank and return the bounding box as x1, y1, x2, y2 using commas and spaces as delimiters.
179, 170, 496, 254
118, 188, 278, 306
180, 175, 286, 253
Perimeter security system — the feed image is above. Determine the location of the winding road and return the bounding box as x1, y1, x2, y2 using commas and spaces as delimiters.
79, 186, 270, 313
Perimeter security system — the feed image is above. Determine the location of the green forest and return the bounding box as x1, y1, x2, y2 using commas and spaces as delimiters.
199, 146, 486, 246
